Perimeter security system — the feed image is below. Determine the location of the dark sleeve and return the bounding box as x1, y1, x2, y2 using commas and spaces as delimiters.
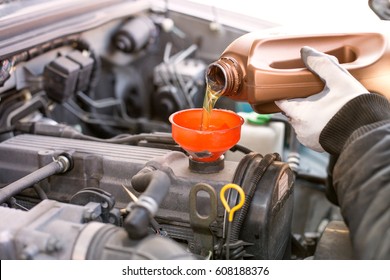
319, 93, 390, 259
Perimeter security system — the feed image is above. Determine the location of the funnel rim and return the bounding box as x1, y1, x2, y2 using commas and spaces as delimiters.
169, 108, 244, 134
169, 108, 244, 162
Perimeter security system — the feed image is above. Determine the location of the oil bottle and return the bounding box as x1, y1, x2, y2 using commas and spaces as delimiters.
206, 30, 390, 113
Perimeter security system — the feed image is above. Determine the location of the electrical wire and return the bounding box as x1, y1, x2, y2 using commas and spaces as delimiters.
159, 43, 198, 108
0, 125, 15, 135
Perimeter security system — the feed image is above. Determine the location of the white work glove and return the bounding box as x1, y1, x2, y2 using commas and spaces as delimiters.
275, 46, 368, 152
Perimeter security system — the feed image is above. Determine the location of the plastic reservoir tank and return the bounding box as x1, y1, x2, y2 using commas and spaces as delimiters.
225, 111, 285, 161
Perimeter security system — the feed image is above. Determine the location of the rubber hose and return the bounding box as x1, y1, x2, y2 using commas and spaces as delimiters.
125, 170, 170, 239
131, 169, 170, 205
32, 184, 48, 200
0, 156, 70, 205
130, 166, 157, 193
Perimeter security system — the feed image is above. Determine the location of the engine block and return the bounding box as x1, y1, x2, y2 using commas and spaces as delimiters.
0, 134, 294, 259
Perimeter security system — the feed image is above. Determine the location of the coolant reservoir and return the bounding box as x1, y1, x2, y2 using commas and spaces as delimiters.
225, 112, 284, 161
207, 25, 390, 113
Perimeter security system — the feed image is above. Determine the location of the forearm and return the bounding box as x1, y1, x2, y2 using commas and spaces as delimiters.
332, 124, 390, 259
320, 93, 390, 155
319, 93, 390, 259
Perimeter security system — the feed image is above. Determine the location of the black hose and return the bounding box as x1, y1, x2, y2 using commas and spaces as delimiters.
124, 169, 171, 239
296, 172, 327, 186
130, 166, 157, 193
229, 144, 253, 155
0, 155, 71, 205
0, 125, 15, 135
77, 132, 174, 145
32, 184, 48, 200
133, 170, 170, 206
230, 153, 280, 243
15, 122, 175, 145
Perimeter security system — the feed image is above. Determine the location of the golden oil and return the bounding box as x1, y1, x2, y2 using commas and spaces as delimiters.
200, 82, 222, 130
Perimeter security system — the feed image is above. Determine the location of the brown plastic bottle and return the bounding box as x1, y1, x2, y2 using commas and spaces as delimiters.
206, 31, 390, 113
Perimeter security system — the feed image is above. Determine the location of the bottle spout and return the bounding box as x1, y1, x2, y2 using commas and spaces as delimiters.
206, 57, 242, 96
206, 62, 227, 93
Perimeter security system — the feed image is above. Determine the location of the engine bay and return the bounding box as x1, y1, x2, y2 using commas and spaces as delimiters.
0, 0, 347, 260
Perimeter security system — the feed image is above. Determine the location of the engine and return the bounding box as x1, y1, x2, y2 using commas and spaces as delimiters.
0, 132, 293, 259
0, 0, 342, 260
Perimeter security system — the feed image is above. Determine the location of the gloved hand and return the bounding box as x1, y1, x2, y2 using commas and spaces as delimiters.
275, 46, 368, 152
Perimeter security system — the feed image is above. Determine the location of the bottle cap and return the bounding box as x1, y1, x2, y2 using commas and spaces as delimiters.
247, 112, 271, 125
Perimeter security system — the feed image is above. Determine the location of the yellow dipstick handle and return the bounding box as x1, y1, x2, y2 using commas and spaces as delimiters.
220, 183, 245, 222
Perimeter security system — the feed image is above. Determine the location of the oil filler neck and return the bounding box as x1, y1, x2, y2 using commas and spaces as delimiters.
188, 155, 225, 174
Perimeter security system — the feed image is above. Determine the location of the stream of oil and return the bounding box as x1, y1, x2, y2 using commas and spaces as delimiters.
200, 83, 222, 130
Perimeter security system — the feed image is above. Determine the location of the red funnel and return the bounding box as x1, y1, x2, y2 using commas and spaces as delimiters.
169, 108, 244, 162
